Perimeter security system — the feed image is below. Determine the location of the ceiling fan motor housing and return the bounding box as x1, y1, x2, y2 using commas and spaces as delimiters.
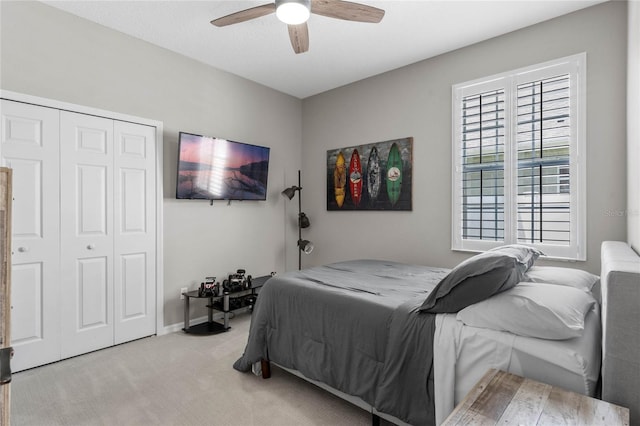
275, 0, 311, 25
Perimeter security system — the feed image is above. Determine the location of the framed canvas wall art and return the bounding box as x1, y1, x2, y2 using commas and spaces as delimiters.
326, 137, 412, 211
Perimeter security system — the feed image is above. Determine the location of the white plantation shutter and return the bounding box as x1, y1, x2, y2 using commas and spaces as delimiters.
516, 74, 571, 245
461, 89, 506, 241
452, 54, 586, 260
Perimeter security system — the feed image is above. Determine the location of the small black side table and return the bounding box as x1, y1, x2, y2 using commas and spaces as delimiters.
182, 290, 226, 335
182, 275, 271, 335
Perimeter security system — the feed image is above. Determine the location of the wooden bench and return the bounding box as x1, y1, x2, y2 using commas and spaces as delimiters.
442, 368, 629, 425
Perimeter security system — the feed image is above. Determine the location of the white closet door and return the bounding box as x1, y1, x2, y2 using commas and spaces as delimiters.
113, 121, 156, 344
0, 100, 61, 371
60, 111, 115, 358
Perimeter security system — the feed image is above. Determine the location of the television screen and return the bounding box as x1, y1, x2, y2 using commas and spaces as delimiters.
176, 132, 270, 201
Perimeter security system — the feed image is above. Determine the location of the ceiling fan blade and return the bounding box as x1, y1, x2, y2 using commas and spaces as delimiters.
210, 3, 276, 27
311, 0, 384, 23
288, 23, 309, 54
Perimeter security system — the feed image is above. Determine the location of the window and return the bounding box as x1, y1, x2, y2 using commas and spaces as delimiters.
452, 54, 586, 260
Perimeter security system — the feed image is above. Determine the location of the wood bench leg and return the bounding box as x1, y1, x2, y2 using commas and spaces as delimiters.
261, 358, 271, 379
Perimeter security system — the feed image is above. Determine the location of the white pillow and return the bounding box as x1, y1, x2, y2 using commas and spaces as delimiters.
523, 266, 600, 292
456, 282, 596, 340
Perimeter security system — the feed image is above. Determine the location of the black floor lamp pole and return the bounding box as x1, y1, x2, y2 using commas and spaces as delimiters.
283, 170, 311, 271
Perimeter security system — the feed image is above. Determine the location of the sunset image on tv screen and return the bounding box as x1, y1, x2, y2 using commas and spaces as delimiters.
176, 132, 270, 200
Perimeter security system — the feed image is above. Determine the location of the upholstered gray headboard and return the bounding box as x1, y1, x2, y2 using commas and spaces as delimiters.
601, 241, 640, 425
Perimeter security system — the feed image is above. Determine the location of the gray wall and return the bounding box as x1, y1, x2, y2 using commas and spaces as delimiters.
629, 0, 640, 253
0, 1, 302, 328
0, 0, 632, 331
301, 1, 628, 274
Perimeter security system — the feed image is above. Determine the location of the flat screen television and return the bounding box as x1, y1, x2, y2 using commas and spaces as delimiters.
176, 132, 270, 201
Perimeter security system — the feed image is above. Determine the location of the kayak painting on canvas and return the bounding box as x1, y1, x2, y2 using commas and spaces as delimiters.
326, 137, 412, 211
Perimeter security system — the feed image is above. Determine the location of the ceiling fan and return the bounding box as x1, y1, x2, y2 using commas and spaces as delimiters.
210, 0, 385, 54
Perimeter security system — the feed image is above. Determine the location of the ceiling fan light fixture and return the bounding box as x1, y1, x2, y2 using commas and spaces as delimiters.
275, 0, 311, 25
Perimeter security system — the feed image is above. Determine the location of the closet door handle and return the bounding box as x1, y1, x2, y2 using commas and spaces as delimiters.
17, 246, 29, 253
87, 244, 95, 250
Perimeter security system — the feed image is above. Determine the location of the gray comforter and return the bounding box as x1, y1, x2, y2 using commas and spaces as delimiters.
233, 259, 450, 426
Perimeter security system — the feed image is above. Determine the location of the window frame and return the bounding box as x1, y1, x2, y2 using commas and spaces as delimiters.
451, 53, 587, 260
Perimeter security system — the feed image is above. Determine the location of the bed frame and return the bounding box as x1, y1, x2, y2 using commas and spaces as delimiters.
259, 241, 640, 425
259, 358, 407, 425
600, 241, 640, 425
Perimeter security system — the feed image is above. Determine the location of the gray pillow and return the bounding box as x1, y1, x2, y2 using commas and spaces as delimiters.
488, 244, 543, 270
419, 251, 524, 313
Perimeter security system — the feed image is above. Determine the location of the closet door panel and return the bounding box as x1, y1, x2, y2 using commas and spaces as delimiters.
77, 256, 109, 328
0, 100, 61, 371
10, 263, 43, 341
9, 159, 42, 238
114, 121, 156, 344
120, 252, 147, 317
60, 111, 114, 358
77, 165, 108, 235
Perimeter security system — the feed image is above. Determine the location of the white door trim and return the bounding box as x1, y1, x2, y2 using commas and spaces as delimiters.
0, 89, 165, 337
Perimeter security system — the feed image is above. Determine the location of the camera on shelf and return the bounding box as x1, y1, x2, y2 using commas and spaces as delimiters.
223, 269, 252, 293
199, 276, 220, 297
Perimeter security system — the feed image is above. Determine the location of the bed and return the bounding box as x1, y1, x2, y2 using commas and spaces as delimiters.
233, 242, 640, 425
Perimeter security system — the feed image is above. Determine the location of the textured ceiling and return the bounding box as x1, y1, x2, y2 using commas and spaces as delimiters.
42, 0, 607, 99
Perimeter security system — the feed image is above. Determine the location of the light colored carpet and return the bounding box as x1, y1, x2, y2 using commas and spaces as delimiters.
10, 314, 391, 426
